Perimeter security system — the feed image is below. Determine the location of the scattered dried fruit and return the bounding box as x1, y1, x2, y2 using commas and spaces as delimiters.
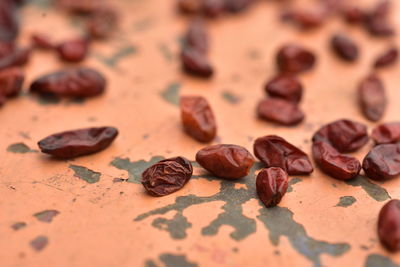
57, 38, 89, 62
378, 199, 400, 252
331, 33, 359, 61
358, 74, 386, 122
264, 73, 303, 103
371, 122, 400, 145
256, 167, 289, 207
257, 98, 304, 126
181, 47, 213, 77
362, 143, 400, 181
276, 44, 316, 73
374, 47, 398, 68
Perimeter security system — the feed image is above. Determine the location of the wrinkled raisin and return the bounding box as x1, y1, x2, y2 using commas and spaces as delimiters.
264, 73, 303, 103
203, 0, 225, 17
181, 47, 213, 78
358, 74, 386, 122
312, 141, 361, 180
186, 18, 208, 54
372, 122, 400, 145
87, 8, 118, 39
378, 199, 400, 252
0, 47, 30, 70
374, 47, 398, 68
30, 67, 106, 97
196, 144, 254, 179
257, 98, 304, 126
362, 144, 400, 181
341, 6, 364, 24
142, 157, 193, 197
38, 126, 118, 159
312, 119, 368, 153
0, 67, 23, 98
331, 33, 359, 61
256, 167, 289, 208
276, 44, 316, 73
180, 95, 217, 143
364, 1, 394, 37
57, 38, 89, 62
254, 135, 313, 175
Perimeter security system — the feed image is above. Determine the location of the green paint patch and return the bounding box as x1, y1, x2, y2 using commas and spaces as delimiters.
158, 43, 174, 62
152, 213, 192, 240
95, 46, 137, 67
133, 18, 154, 32
248, 49, 262, 60
110, 156, 164, 184
144, 260, 158, 267
30, 236, 48, 252
27, 0, 52, 8
365, 254, 399, 267
34, 94, 61, 105
159, 253, 198, 267
7, 143, 37, 153
346, 176, 390, 202
11, 222, 26, 231
221, 91, 240, 104
34, 210, 59, 223
335, 196, 356, 207
287, 178, 302, 193
161, 82, 181, 106
69, 165, 101, 184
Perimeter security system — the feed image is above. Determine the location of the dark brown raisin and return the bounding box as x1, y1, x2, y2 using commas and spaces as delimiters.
0, 67, 24, 98
312, 141, 361, 180
358, 74, 386, 122
282, 9, 325, 29
181, 47, 213, 78
254, 135, 313, 175
31, 33, 55, 50
331, 33, 359, 62
0, 0, 18, 42
312, 119, 369, 153
341, 6, 365, 24
30, 67, 106, 97
38, 126, 118, 159
362, 144, 400, 181
0, 47, 30, 70
364, 1, 394, 37
374, 47, 398, 68
257, 98, 304, 126
203, 0, 225, 17
378, 199, 400, 252
57, 38, 89, 62
196, 144, 254, 179
186, 18, 208, 54
224, 0, 253, 13
180, 95, 217, 143
87, 8, 118, 39
256, 167, 289, 208
276, 44, 316, 73
372, 122, 400, 145
264, 73, 303, 103
141, 157, 193, 197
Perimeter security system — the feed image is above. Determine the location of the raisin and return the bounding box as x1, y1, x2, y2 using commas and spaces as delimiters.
283, 9, 325, 29
38, 127, 118, 159
358, 74, 386, 122
30, 67, 106, 97
180, 95, 217, 143
276, 44, 316, 73
31, 33, 55, 50
312, 141, 361, 180
57, 38, 89, 63
374, 47, 398, 68
0, 41, 14, 58
203, 0, 225, 17
254, 135, 313, 175
331, 33, 359, 61
264, 73, 303, 103
142, 157, 193, 197
224, 0, 253, 13
177, 0, 203, 13
0, 0, 18, 42
378, 199, 400, 252
257, 98, 304, 126
186, 18, 208, 54
181, 47, 213, 78
87, 8, 118, 39
341, 6, 365, 24
371, 122, 400, 145
364, 1, 394, 37
0, 47, 30, 70
0, 67, 24, 98
362, 144, 400, 181
196, 144, 254, 179
56, 0, 102, 14
256, 167, 289, 208
312, 119, 368, 153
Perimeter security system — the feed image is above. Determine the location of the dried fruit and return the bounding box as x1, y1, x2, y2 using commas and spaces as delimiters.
312, 141, 361, 180
358, 74, 386, 122
341, 6, 364, 24
312, 119, 368, 153
38, 126, 118, 159
142, 157, 193, 197
57, 38, 89, 62
276, 44, 316, 73
186, 18, 208, 54
181, 47, 213, 78
254, 135, 313, 175
177, 0, 203, 13
256, 167, 289, 207
225, 0, 253, 13
196, 144, 254, 179
257, 98, 304, 126
56, 0, 102, 14
0, 67, 24, 97
31, 33, 55, 50
30, 67, 106, 97
87, 8, 118, 39
282, 9, 325, 29
378, 199, 400, 252
362, 144, 400, 181
203, 0, 225, 17
180, 95, 216, 143
372, 122, 400, 145
331, 33, 359, 61
374, 47, 398, 68
0, 47, 30, 70
364, 0, 394, 37
264, 73, 303, 103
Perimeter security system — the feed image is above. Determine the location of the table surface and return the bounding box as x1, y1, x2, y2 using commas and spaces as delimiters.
2, 0, 400, 266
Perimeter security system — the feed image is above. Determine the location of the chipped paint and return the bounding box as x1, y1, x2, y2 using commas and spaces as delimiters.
69, 165, 101, 184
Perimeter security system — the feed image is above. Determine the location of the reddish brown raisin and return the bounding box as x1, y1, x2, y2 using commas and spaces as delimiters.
30, 67, 106, 97
358, 74, 386, 122
256, 167, 289, 208
264, 73, 303, 103
196, 144, 254, 179
224, 0, 253, 13
312, 141, 361, 180
374, 47, 398, 68
203, 0, 225, 17
181, 47, 213, 78
362, 144, 400, 181
186, 18, 208, 54
254, 135, 313, 175
283, 9, 325, 29
257, 98, 304, 126
276, 44, 316, 73
0, 41, 14, 58
331, 34, 359, 62
372, 122, 400, 145
312, 119, 368, 153
56, 0, 102, 14
178, 0, 203, 13
341, 6, 365, 24
141, 157, 193, 197
57, 38, 89, 62
180, 95, 216, 143
364, 1, 394, 37
87, 8, 118, 39
0, 0, 18, 42
31, 33, 55, 50
0, 67, 24, 97
38, 126, 118, 159
0, 47, 30, 70
378, 199, 400, 252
